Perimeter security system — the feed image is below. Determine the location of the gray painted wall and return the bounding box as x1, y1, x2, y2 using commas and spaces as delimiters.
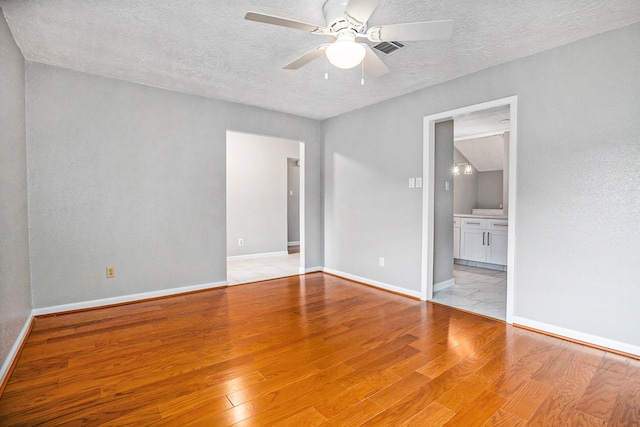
322, 102, 424, 290
0, 10, 32, 372
26, 62, 322, 308
477, 171, 504, 209
287, 158, 301, 244
226, 131, 299, 257
453, 147, 478, 215
323, 23, 640, 346
433, 121, 454, 285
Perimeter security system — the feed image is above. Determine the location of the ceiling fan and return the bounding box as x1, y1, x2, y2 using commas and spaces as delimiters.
245, 0, 454, 78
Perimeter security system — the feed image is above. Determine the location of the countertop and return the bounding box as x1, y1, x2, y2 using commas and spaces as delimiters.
454, 214, 509, 220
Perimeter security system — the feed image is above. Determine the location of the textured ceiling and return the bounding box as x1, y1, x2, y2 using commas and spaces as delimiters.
454, 105, 510, 140
455, 135, 505, 172
2, 0, 639, 120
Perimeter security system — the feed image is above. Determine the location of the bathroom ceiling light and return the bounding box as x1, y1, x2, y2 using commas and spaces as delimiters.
453, 162, 473, 176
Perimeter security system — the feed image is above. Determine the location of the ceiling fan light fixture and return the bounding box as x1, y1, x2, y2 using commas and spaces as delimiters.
326, 32, 366, 69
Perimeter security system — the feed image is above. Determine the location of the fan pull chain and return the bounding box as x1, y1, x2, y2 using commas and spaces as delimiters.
325, 56, 329, 80
361, 61, 365, 85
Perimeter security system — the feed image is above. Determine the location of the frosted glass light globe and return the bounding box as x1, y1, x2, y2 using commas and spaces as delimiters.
326, 33, 366, 69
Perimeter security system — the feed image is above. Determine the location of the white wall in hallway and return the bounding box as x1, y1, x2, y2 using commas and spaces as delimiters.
226, 131, 300, 257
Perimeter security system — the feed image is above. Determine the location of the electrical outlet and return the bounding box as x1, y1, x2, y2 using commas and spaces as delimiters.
106, 266, 115, 278
379, 257, 385, 267
238, 238, 244, 246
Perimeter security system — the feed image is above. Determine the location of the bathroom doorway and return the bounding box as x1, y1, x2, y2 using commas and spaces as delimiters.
422, 96, 517, 323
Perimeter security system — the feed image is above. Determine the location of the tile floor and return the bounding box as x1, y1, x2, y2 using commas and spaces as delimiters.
227, 252, 300, 285
432, 264, 507, 321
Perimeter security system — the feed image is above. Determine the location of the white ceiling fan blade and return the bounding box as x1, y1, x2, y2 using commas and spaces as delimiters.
362, 44, 389, 77
283, 45, 329, 70
345, 0, 380, 26
245, 12, 327, 34
370, 20, 454, 42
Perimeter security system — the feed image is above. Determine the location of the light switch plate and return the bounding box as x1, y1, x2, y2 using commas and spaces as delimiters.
416, 177, 422, 188
409, 178, 415, 188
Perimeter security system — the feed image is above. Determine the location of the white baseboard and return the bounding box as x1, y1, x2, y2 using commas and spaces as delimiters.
32, 281, 228, 316
1, 314, 34, 389
512, 316, 640, 357
304, 266, 323, 274
323, 268, 422, 299
287, 241, 300, 247
227, 251, 288, 261
434, 278, 455, 292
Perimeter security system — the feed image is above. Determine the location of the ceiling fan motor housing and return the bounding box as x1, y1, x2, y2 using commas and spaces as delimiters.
323, 0, 366, 33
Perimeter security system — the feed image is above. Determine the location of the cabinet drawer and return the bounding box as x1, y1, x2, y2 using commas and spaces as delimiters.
487, 219, 508, 230
460, 218, 486, 229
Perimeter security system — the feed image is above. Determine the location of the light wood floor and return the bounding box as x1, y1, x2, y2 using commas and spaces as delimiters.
1, 273, 639, 426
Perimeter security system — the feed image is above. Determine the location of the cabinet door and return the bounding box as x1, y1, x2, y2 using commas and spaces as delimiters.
453, 227, 460, 259
460, 229, 486, 262
487, 230, 508, 265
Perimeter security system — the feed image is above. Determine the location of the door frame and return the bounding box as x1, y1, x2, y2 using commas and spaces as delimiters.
421, 96, 517, 324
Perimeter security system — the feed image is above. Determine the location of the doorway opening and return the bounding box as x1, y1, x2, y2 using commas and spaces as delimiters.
226, 131, 305, 285
421, 96, 517, 323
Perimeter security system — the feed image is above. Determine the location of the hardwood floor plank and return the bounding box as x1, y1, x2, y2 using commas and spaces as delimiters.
155, 373, 257, 417
343, 334, 419, 370
272, 407, 326, 426
488, 357, 542, 397
442, 390, 506, 426
574, 368, 627, 420
362, 380, 449, 426
608, 380, 640, 426
314, 370, 399, 418
531, 351, 572, 385
154, 393, 233, 424
226, 379, 350, 426
319, 399, 384, 426
312, 344, 369, 370
600, 351, 631, 375
95, 403, 162, 427
526, 361, 597, 426
400, 401, 456, 426
499, 378, 552, 420
227, 363, 353, 424
566, 409, 608, 426
1, 273, 639, 425
416, 324, 504, 379
387, 343, 449, 377
437, 374, 491, 412
226, 362, 320, 406
367, 371, 433, 408
481, 408, 526, 426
